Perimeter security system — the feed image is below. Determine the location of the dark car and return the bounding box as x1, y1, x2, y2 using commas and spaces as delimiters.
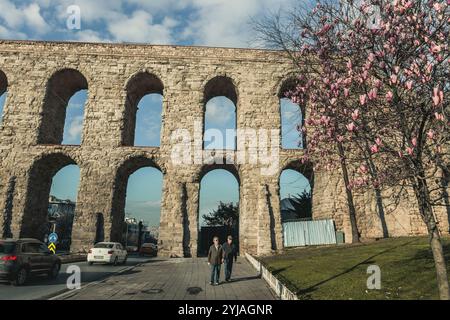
0, 238, 61, 286
139, 243, 158, 257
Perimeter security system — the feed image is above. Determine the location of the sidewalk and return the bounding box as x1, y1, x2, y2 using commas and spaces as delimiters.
58, 253, 87, 264
59, 257, 275, 300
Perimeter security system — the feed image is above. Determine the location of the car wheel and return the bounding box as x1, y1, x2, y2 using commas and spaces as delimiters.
48, 263, 60, 279
88, 262, 94, 266
12, 267, 28, 286
113, 257, 119, 266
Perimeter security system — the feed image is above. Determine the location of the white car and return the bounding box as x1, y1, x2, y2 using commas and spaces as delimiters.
87, 242, 128, 266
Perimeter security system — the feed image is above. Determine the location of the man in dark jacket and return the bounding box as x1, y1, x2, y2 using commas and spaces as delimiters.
222, 235, 238, 282
207, 236, 223, 285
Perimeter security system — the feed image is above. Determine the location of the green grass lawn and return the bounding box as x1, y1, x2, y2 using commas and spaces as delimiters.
261, 236, 450, 300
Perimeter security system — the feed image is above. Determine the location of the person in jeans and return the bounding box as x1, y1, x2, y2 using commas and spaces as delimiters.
222, 235, 238, 282
207, 236, 223, 285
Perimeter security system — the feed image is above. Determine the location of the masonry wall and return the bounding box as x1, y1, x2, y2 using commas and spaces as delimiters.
0, 40, 447, 256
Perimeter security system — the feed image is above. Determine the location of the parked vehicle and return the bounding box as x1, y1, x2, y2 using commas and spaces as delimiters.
139, 243, 158, 257
87, 242, 127, 266
126, 246, 138, 253
0, 238, 61, 286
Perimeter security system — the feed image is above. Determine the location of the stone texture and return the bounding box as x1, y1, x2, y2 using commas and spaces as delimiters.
0, 40, 448, 258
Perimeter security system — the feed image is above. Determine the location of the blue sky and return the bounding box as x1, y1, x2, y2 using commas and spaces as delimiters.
0, 0, 308, 228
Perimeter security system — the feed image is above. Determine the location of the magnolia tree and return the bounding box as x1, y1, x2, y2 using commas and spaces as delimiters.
255, 0, 449, 299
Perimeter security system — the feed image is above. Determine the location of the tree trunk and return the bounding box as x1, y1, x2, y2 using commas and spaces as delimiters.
411, 168, 450, 300
337, 141, 360, 243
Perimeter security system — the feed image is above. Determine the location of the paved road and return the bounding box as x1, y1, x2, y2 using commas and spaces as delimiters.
0, 255, 151, 300
62, 257, 275, 300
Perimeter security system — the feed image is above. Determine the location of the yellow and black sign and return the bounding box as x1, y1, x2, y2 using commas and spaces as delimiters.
48, 242, 56, 254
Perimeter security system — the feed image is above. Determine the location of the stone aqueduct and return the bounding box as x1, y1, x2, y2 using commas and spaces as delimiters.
0, 40, 448, 257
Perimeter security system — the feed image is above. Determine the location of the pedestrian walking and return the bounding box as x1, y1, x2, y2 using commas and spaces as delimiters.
207, 236, 223, 285
222, 235, 238, 282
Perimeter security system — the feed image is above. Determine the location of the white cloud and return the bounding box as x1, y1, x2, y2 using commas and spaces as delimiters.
0, 0, 296, 48
0, 25, 26, 39
74, 29, 110, 43
107, 10, 175, 44
23, 3, 50, 34
0, 1, 50, 35
67, 115, 83, 142
205, 98, 234, 125
183, 0, 294, 47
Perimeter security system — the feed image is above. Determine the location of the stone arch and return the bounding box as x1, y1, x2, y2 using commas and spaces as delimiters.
122, 71, 164, 146
0, 69, 7, 96
281, 159, 314, 186
0, 69, 7, 121
38, 68, 89, 144
21, 152, 79, 241
197, 163, 241, 256
203, 75, 238, 106
279, 160, 314, 222
278, 75, 306, 149
203, 76, 238, 150
197, 163, 240, 185
110, 155, 163, 242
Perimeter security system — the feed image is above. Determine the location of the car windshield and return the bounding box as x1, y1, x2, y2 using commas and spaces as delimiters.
0, 242, 16, 254
94, 243, 114, 249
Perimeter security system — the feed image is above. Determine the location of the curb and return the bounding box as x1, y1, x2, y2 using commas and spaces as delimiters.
245, 253, 298, 300
47, 260, 150, 300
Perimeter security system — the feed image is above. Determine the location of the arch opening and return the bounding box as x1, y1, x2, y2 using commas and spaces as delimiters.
279, 77, 305, 149
134, 93, 163, 147
110, 157, 163, 250
203, 76, 237, 151
198, 168, 240, 257
21, 154, 80, 251
0, 70, 8, 124
123, 72, 164, 146
279, 165, 313, 223
38, 69, 88, 145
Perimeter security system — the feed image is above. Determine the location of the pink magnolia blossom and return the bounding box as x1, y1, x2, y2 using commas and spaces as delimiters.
346, 122, 356, 132
375, 138, 382, 146
359, 94, 367, 105
359, 164, 368, 174
374, 79, 382, 88
432, 87, 444, 106
370, 144, 379, 154
351, 109, 360, 121
386, 91, 394, 102
390, 74, 398, 84
431, 43, 442, 53
344, 88, 350, 97
406, 147, 414, 156
406, 80, 413, 90
368, 88, 378, 100
434, 112, 444, 121
427, 130, 435, 140
411, 137, 417, 147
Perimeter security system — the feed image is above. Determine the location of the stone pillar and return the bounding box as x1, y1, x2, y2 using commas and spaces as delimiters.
185, 181, 200, 257
158, 178, 185, 257
0, 175, 15, 238
256, 183, 279, 256
71, 164, 115, 253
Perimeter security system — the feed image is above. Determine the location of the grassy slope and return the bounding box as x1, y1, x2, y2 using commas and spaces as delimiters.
261, 236, 450, 300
